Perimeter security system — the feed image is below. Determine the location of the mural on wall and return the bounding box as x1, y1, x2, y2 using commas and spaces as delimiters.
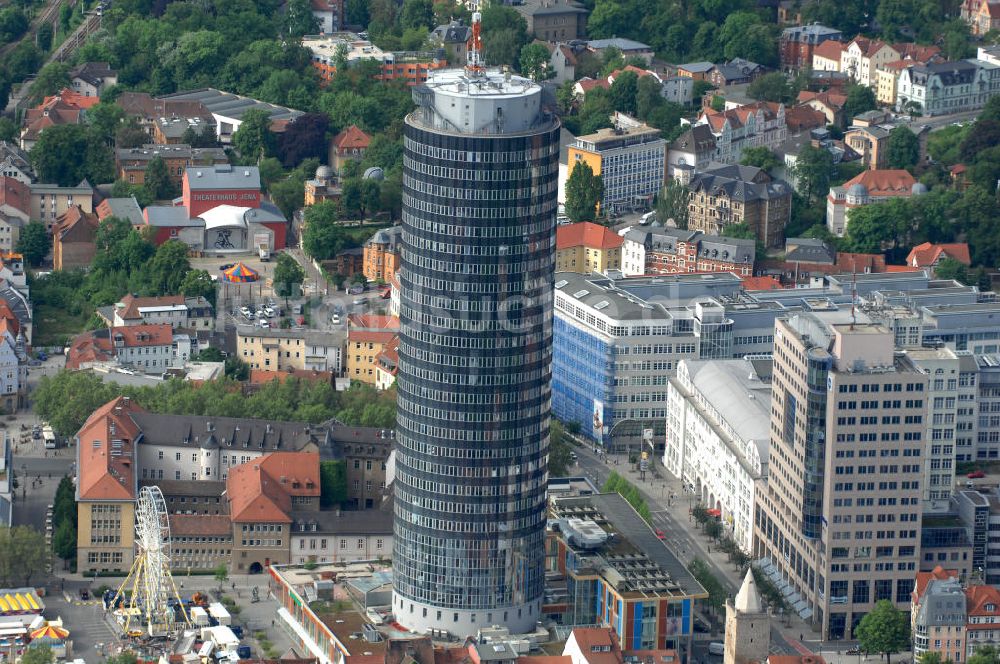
208, 228, 246, 250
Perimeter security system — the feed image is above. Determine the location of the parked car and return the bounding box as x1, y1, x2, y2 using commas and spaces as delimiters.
968, 470, 986, 479
79, 588, 90, 600
264, 307, 275, 317
331, 314, 341, 325
348, 285, 365, 295
353, 297, 367, 306
220, 264, 234, 271
655, 529, 666, 540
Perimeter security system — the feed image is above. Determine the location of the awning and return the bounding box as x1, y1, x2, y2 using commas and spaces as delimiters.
707, 508, 721, 517
798, 607, 813, 620
793, 599, 809, 613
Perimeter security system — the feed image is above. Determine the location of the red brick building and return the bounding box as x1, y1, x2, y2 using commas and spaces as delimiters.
779, 24, 842, 71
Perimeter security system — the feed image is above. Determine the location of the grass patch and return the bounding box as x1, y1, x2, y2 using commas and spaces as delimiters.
33, 303, 90, 347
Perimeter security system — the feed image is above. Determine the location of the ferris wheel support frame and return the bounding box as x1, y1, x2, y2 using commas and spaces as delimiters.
110, 485, 191, 637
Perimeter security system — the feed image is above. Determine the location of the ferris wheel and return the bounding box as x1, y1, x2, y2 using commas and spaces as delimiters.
110, 486, 190, 637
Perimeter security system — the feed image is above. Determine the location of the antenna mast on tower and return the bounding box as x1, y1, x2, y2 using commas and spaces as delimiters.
466, 0, 485, 75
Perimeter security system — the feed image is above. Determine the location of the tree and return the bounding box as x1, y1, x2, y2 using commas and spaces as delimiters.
58, 2, 71, 33
302, 201, 344, 260
656, 179, 691, 229
37, 21, 54, 51
793, 144, 835, 202
747, 72, 792, 103
273, 253, 305, 298
16, 221, 50, 266
934, 257, 969, 283
548, 420, 574, 477
519, 42, 552, 81
213, 562, 228, 589
319, 460, 348, 507
0, 117, 16, 144
193, 347, 225, 362
278, 113, 330, 168
609, 70, 639, 115
143, 156, 177, 200
33, 371, 120, 435
855, 600, 910, 663
0, 526, 48, 586
886, 126, 920, 170
225, 357, 250, 381
968, 647, 1000, 664
400, 0, 434, 30
565, 162, 604, 222
480, 4, 529, 67
844, 83, 877, 121
53, 520, 76, 561
340, 178, 381, 218
741, 146, 781, 173
31, 124, 114, 187
232, 109, 275, 163
283, 0, 320, 37
116, 120, 150, 149
845, 198, 909, 254
143, 240, 191, 295
179, 269, 216, 306
31, 62, 71, 102
19, 645, 54, 664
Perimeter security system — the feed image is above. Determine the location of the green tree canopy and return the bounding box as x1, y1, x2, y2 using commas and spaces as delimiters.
30, 124, 114, 187
20, 644, 54, 664
747, 72, 793, 103
741, 146, 781, 173
844, 83, 878, 121
273, 253, 305, 297
232, 109, 276, 163
855, 600, 910, 663
609, 70, 639, 116
16, 221, 50, 267
793, 144, 835, 202
0, 526, 48, 587
656, 179, 691, 230
565, 161, 604, 222
319, 460, 348, 507
480, 4, 529, 67
519, 42, 553, 81
548, 420, 574, 477
143, 156, 178, 200
302, 201, 344, 260
886, 126, 920, 170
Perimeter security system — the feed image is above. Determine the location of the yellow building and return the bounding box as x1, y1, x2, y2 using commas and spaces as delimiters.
565, 120, 665, 216
875, 62, 908, 106
75, 397, 142, 575
555, 222, 623, 274
346, 314, 398, 385
236, 327, 344, 373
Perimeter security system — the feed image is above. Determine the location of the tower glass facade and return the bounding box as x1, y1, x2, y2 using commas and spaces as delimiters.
392, 68, 560, 635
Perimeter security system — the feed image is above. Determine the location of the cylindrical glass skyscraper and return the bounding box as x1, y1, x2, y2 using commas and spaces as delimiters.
392, 65, 560, 636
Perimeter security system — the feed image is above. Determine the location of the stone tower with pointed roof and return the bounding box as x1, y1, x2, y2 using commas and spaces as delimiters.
725, 569, 770, 664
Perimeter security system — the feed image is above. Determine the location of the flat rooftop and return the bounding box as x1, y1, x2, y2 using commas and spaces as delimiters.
550, 493, 708, 600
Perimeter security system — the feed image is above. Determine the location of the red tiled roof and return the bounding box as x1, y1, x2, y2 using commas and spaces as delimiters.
797, 90, 847, 109
893, 43, 941, 63
907, 241, 971, 268
41, 88, 102, 110
785, 105, 827, 132
332, 125, 371, 151
741, 276, 783, 291
568, 628, 623, 664
967, 584, 1000, 618
0, 177, 30, 216
843, 169, 917, 196
835, 252, 887, 273
111, 324, 174, 347
576, 77, 610, 93
879, 60, 911, 72
912, 566, 960, 601
556, 222, 623, 251
813, 40, 845, 60
226, 451, 321, 523
116, 294, 185, 320
55, 205, 100, 242
76, 397, 143, 501
951, 163, 967, 174
347, 313, 399, 330
66, 330, 113, 369
375, 336, 399, 375
702, 101, 782, 133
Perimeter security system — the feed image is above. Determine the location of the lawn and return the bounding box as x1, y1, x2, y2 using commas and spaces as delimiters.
33, 303, 91, 347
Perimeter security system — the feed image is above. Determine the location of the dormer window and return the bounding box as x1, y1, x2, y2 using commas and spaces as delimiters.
987, 604, 996, 612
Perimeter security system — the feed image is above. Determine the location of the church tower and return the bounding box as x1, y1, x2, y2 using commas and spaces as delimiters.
725, 569, 770, 664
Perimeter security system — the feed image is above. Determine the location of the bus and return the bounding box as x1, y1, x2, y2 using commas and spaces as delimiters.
42, 425, 56, 449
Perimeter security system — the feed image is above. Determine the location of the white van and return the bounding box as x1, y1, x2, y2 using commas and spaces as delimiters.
640, 211, 657, 225
708, 643, 725, 656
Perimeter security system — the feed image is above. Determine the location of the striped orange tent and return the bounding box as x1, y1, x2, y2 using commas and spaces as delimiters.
29, 624, 69, 641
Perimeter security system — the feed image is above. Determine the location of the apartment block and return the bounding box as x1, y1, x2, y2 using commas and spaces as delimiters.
780, 25, 842, 72
116, 144, 228, 188
555, 222, 623, 274
695, 102, 788, 166
345, 314, 398, 385
754, 311, 927, 640
566, 122, 665, 216
236, 326, 345, 374
896, 60, 1000, 116
621, 228, 755, 277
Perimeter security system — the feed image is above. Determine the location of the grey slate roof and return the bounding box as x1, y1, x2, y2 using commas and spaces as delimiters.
678, 61, 714, 73
185, 164, 260, 191
145, 206, 202, 227
101, 197, 145, 226
689, 163, 791, 202
159, 88, 304, 123
291, 505, 393, 535
669, 123, 717, 153
139, 478, 228, 497
587, 38, 650, 52
131, 411, 323, 451
70, 62, 116, 86
785, 237, 836, 264
515, 0, 588, 15
432, 20, 471, 43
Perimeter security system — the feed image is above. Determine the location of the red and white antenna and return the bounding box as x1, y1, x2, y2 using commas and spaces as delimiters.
466, 0, 484, 75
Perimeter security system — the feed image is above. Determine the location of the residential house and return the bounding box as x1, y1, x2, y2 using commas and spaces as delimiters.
757, 237, 900, 286
567, 120, 665, 215
784, 105, 827, 133
363, 226, 402, 283
695, 101, 788, 165
374, 336, 398, 391
840, 37, 899, 86
708, 59, 765, 87
550, 43, 578, 84
971, 0, 1000, 35
346, 314, 398, 385
979, 44, 1000, 66
95, 196, 145, 227
661, 75, 694, 105
236, 326, 346, 374
683, 162, 792, 249
19, 91, 96, 150
910, 566, 1000, 663
811, 40, 844, 72
0, 178, 29, 253
906, 242, 972, 270
676, 61, 715, 81
897, 60, 1000, 116
512, 0, 589, 41
666, 125, 716, 177
875, 60, 911, 106
29, 181, 94, 231
586, 38, 653, 65
431, 20, 470, 66
327, 248, 364, 279
844, 122, 891, 170
311, 0, 343, 33
69, 62, 117, 98
621, 227, 755, 277
826, 169, 922, 236
779, 24, 842, 72
52, 205, 99, 270
0, 142, 33, 184
95, 294, 214, 330
0, 328, 27, 413
797, 90, 846, 127
328, 125, 371, 174
112, 325, 175, 372
116, 144, 228, 187
555, 222, 623, 274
